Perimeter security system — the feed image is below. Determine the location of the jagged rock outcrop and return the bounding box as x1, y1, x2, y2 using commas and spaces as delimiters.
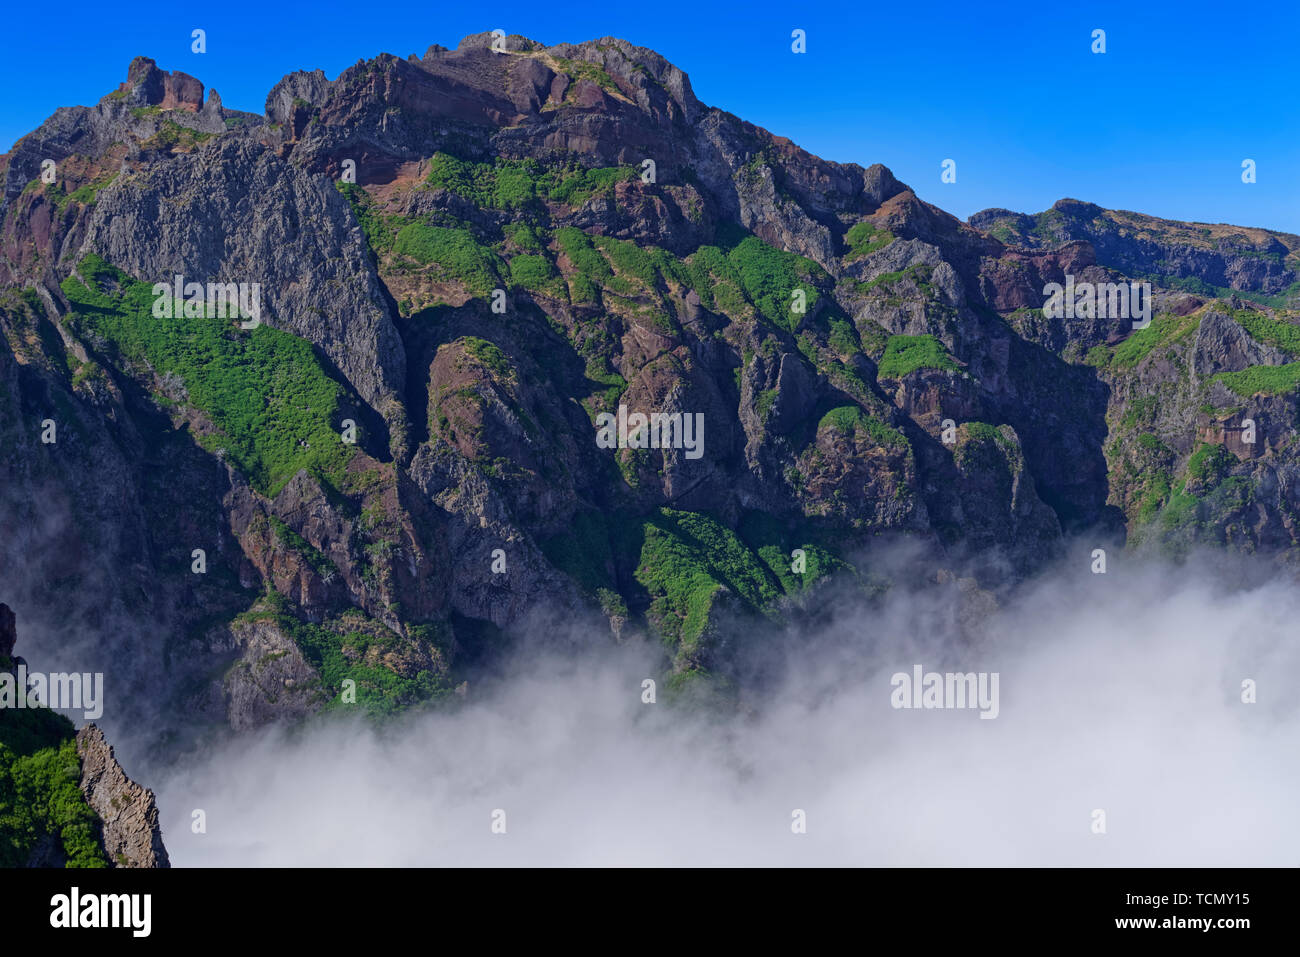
75, 724, 171, 867
117, 56, 205, 112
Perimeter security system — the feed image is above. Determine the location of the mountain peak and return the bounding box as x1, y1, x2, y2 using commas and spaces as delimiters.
114, 55, 206, 112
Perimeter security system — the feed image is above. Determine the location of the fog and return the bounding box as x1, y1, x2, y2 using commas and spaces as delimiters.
153, 550, 1300, 866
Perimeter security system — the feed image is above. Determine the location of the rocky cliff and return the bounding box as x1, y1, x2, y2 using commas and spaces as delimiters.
1, 33, 1298, 757
75, 725, 170, 867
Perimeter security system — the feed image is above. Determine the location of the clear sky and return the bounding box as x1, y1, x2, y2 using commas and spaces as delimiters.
2, 0, 1296, 232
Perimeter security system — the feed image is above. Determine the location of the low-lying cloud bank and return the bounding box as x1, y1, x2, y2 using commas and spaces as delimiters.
155, 552, 1300, 866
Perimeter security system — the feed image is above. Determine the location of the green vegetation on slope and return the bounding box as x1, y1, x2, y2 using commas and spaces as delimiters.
710, 227, 823, 332
1107, 312, 1199, 369
141, 119, 213, 153
336, 181, 399, 255
540, 506, 847, 661
1233, 309, 1300, 357
425, 152, 637, 210
1134, 441, 1250, 547
635, 509, 781, 654
393, 224, 503, 296
268, 515, 338, 579
737, 510, 846, 596
1185, 441, 1237, 488
461, 336, 514, 380
508, 253, 565, 298
1212, 363, 1300, 397
0, 707, 106, 868
549, 57, 625, 104
61, 254, 356, 497
237, 591, 449, 717
818, 404, 910, 450
844, 221, 895, 260
554, 226, 612, 304
877, 334, 960, 378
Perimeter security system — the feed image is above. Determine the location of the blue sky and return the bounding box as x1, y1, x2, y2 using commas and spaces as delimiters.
2, 0, 1296, 231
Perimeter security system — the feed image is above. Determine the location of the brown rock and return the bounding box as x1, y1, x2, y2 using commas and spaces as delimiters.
119, 55, 205, 111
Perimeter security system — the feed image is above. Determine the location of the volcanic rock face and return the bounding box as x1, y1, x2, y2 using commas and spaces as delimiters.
76, 724, 171, 868
1, 33, 1299, 753
119, 56, 206, 112
82, 135, 408, 413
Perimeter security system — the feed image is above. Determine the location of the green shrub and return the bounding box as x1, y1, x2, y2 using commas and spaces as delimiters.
502, 223, 544, 252
593, 235, 658, 289
1136, 432, 1170, 454
1137, 471, 1173, 522
508, 253, 564, 298
426, 152, 534, 210
141, 119, 212, 152
1233, 310, 1300, 357
1085, 344, 1112, 369
844, 221, 895, 259
1111, 313, 1196, 369
545, 164, 636, 205
964, 421, 1016, 451
268, 516, 337, 579
425, 151, 635, 210
877, 334, 960, 378
1212, 363, 1300, 397
551, 57, 624, 103
635, 509, 781, 651
461, 337, 513, 379
555, 227, 614, 284
1161, 488, 1200, 529
336, 182, 399, 255
393, 224, 502, 296
1185, 441, 1235, 488
739, 511, 845, 595
720, 231, 821, 332
240, 592, 447, 717
828, 318, 861, 356
58, 173, 117, 211
0, 709, 106, 868
818, 405, 908, 449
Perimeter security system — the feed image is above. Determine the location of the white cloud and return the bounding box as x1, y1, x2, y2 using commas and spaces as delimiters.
155, 553, 1300, 866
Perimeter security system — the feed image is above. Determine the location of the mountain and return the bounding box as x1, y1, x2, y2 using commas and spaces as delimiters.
2, 32, 1299, 768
